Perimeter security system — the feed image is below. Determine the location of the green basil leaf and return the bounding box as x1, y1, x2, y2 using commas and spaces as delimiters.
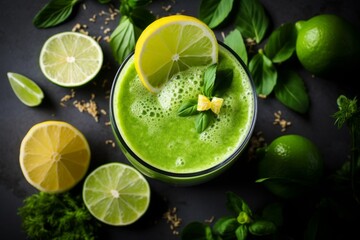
248, 51, 277, 96
199, 0, 234, 28
127, 0, 152, 8
264, 23, 297, 63
181, 221, 215, 240
203, 64, 217, 97
97, 0, 111, 4
33, 0, 79, 28
226, 192, 253, 216
248, 220, 277, 236
224, 29, 248, 65
235, 225, 248, 240
195, 112, 212, 133
214, 68, 233, 95
178, 100, 198, 116
235, 0, 269, 43
274, 69, 310, 113
130, 7, 155, 30
213, 216, 239, 237
110, 16, 141, 64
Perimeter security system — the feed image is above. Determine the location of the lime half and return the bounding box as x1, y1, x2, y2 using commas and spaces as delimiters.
82, 162, 150, 226
39, 32, 103, 87
8, 72, 44, 107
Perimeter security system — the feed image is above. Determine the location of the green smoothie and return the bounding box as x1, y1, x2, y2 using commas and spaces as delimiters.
110, 43, 257, 184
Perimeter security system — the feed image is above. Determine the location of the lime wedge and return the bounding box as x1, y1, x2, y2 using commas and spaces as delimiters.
39, 32, 103, 87
8, 72, 44, 107
82, 162, 150, 226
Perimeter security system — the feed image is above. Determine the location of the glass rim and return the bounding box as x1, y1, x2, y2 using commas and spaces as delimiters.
109, 41, 258, 178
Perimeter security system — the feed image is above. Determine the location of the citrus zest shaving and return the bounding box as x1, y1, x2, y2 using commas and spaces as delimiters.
197, 94, 224, 115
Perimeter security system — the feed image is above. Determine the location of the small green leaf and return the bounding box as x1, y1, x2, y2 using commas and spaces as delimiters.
110, 16, 141, 64
199, 0, 234, 28
213, 216, 239, 237
97, 0, 111, 3
235, 0, 269, 43
248, 51, 277, 96
130, 7, 156, 30
274, 69, 310, 113
226, 192, 253, 216
181, 221, 215, 240
264, 23, 297, 63
203, 64, 217, 97
178, 100, 198, 116
195, 112, 211, 133
248, 220, 277, 236
33, 0, 79, 28
224, 29, 248, 65
8, 72, 44, 107
235, 225, 248, 240
214, 68, 233, 95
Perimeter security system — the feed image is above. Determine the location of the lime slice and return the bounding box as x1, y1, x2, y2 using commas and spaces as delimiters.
82, 162, 150, 226
19, 121, 91, 193
8, 72, 44, 107
134, 15, 218, 93
39, 32, 103, 87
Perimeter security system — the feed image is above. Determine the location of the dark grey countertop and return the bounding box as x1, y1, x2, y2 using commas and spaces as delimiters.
1, 0, 359, 239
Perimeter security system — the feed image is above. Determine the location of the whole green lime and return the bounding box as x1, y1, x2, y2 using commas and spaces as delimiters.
295, 14, 360, 76
257, 134, 323, 199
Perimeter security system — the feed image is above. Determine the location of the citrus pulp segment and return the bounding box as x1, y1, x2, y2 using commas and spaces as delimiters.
7, 72, 44, 107
134, 15, 218, 93
19, 121, 91, 193
82, 162, 150, 226
39, 32, 103, 87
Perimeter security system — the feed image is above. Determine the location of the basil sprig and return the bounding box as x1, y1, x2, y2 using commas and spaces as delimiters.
33, 0, 80, 28
177, 64, 232, 133
181, 192, 280, 240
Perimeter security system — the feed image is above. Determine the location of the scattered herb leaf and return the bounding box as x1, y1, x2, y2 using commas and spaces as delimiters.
224, 29, 248, 65
274, 69, 310, 113
203, 63, 217, 97
33, 0, 79, 28
195, 111, 212, 133
249, 50, 277, 96
199, 0, 234, 29
235, 0, 269, 43
264, 23, 297, 63
178, 99, 198, 116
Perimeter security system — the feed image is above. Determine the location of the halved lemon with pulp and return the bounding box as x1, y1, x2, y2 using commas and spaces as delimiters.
134, 15, 218, 93
19, 121, 91, 193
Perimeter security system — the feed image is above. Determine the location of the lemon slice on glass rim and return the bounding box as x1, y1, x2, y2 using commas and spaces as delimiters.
134, 15, 218, 93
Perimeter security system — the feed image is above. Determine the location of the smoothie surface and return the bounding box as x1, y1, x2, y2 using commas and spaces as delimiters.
112, 45, 255, 174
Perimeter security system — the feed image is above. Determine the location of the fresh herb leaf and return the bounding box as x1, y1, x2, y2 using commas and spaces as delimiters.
226, 191, 253, 216
127, 0, 152, 8
33, 0, 79, 28
248, 220, 277, 236
235, 0, 269, 43
178, 100, 198, 116
181, 221, 214, 240
97, 0, 111, 4
18, 192, 99, 239
195, 111, 212, 133
212, 216, 239, 238
110, 16, 141, 64
224, 29, 248, 65
248, 50, 277, 96
130, 7, 155, 30
235, 225, 248, 240
199, 0, 234, 28
264, 23, 297, 63
214, 68, 233, 95
274, 69, 310, 113
203, 63, 217, 97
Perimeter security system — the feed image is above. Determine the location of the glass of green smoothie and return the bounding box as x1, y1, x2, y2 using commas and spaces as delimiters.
110, 42, 257, 185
